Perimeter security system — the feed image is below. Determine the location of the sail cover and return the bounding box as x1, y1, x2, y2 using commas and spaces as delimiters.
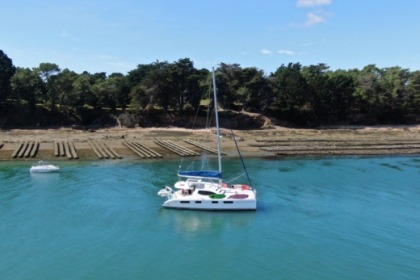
178, 170, 222, 179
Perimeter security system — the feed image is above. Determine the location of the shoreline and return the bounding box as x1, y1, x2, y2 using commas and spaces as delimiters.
1, 125, 419, 161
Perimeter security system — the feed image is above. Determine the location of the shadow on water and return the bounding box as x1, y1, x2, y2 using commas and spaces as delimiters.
379, 162, 404, 171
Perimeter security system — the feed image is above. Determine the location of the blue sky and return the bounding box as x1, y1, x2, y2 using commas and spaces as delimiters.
1, 0, 420, 75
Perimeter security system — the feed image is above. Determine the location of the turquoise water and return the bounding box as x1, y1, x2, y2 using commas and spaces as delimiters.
0, 156, 419, 280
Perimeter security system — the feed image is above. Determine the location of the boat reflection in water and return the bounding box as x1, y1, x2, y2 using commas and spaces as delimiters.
160, 210, 256, 235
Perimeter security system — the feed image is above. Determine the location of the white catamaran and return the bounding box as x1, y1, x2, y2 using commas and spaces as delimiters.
157, 70, 257, 210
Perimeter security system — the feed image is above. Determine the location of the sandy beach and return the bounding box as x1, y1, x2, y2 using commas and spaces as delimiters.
0, 125, 419, 161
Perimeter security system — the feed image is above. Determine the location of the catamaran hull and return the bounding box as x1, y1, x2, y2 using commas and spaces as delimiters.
162, 199, 256, 211
30, 166, 60, 173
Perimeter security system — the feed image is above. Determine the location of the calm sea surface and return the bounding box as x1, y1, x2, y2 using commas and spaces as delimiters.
0, 156, 419, 280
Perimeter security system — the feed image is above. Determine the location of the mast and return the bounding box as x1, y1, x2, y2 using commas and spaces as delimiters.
212, 68, 222, 179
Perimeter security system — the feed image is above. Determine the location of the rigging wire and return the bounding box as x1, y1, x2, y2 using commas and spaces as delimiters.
224, 172, 246, 184
205, 77, 212, 129
231, 128, 253, 188
214, 70, 253, 188
179, 69, 253, 188
180, 72, 216, 172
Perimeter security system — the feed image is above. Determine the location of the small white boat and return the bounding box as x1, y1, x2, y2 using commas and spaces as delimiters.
157, 70, 257, 211
30, 161, 60, 173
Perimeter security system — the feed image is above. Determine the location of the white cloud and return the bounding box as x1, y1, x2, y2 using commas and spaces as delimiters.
60, 30, 68, 37
296, 0, 332, 27
107, 62, 126, 66
277, 49, 295, 55
93, 54, 115, 60
301, 42, 315, 47
260, 49, 298, 56
297, 0, 332, 7
60, 29, 79, 42
105, 61, 136, 73
305, 12, 325, 26
261, 49, 273, 55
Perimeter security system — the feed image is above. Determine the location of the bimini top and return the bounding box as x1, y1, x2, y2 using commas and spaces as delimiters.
178, 170, 222, 179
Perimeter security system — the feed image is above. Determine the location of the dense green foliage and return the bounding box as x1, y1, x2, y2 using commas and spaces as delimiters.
0, 50, 419, 128
0, 50, 16, 110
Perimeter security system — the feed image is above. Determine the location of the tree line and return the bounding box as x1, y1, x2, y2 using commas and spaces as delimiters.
0, 50, 419, 128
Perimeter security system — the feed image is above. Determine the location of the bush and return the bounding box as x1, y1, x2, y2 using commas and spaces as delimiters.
118, 112, 137, 128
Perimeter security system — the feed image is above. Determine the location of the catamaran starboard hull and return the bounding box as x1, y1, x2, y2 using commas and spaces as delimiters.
162, 199, 257, 211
